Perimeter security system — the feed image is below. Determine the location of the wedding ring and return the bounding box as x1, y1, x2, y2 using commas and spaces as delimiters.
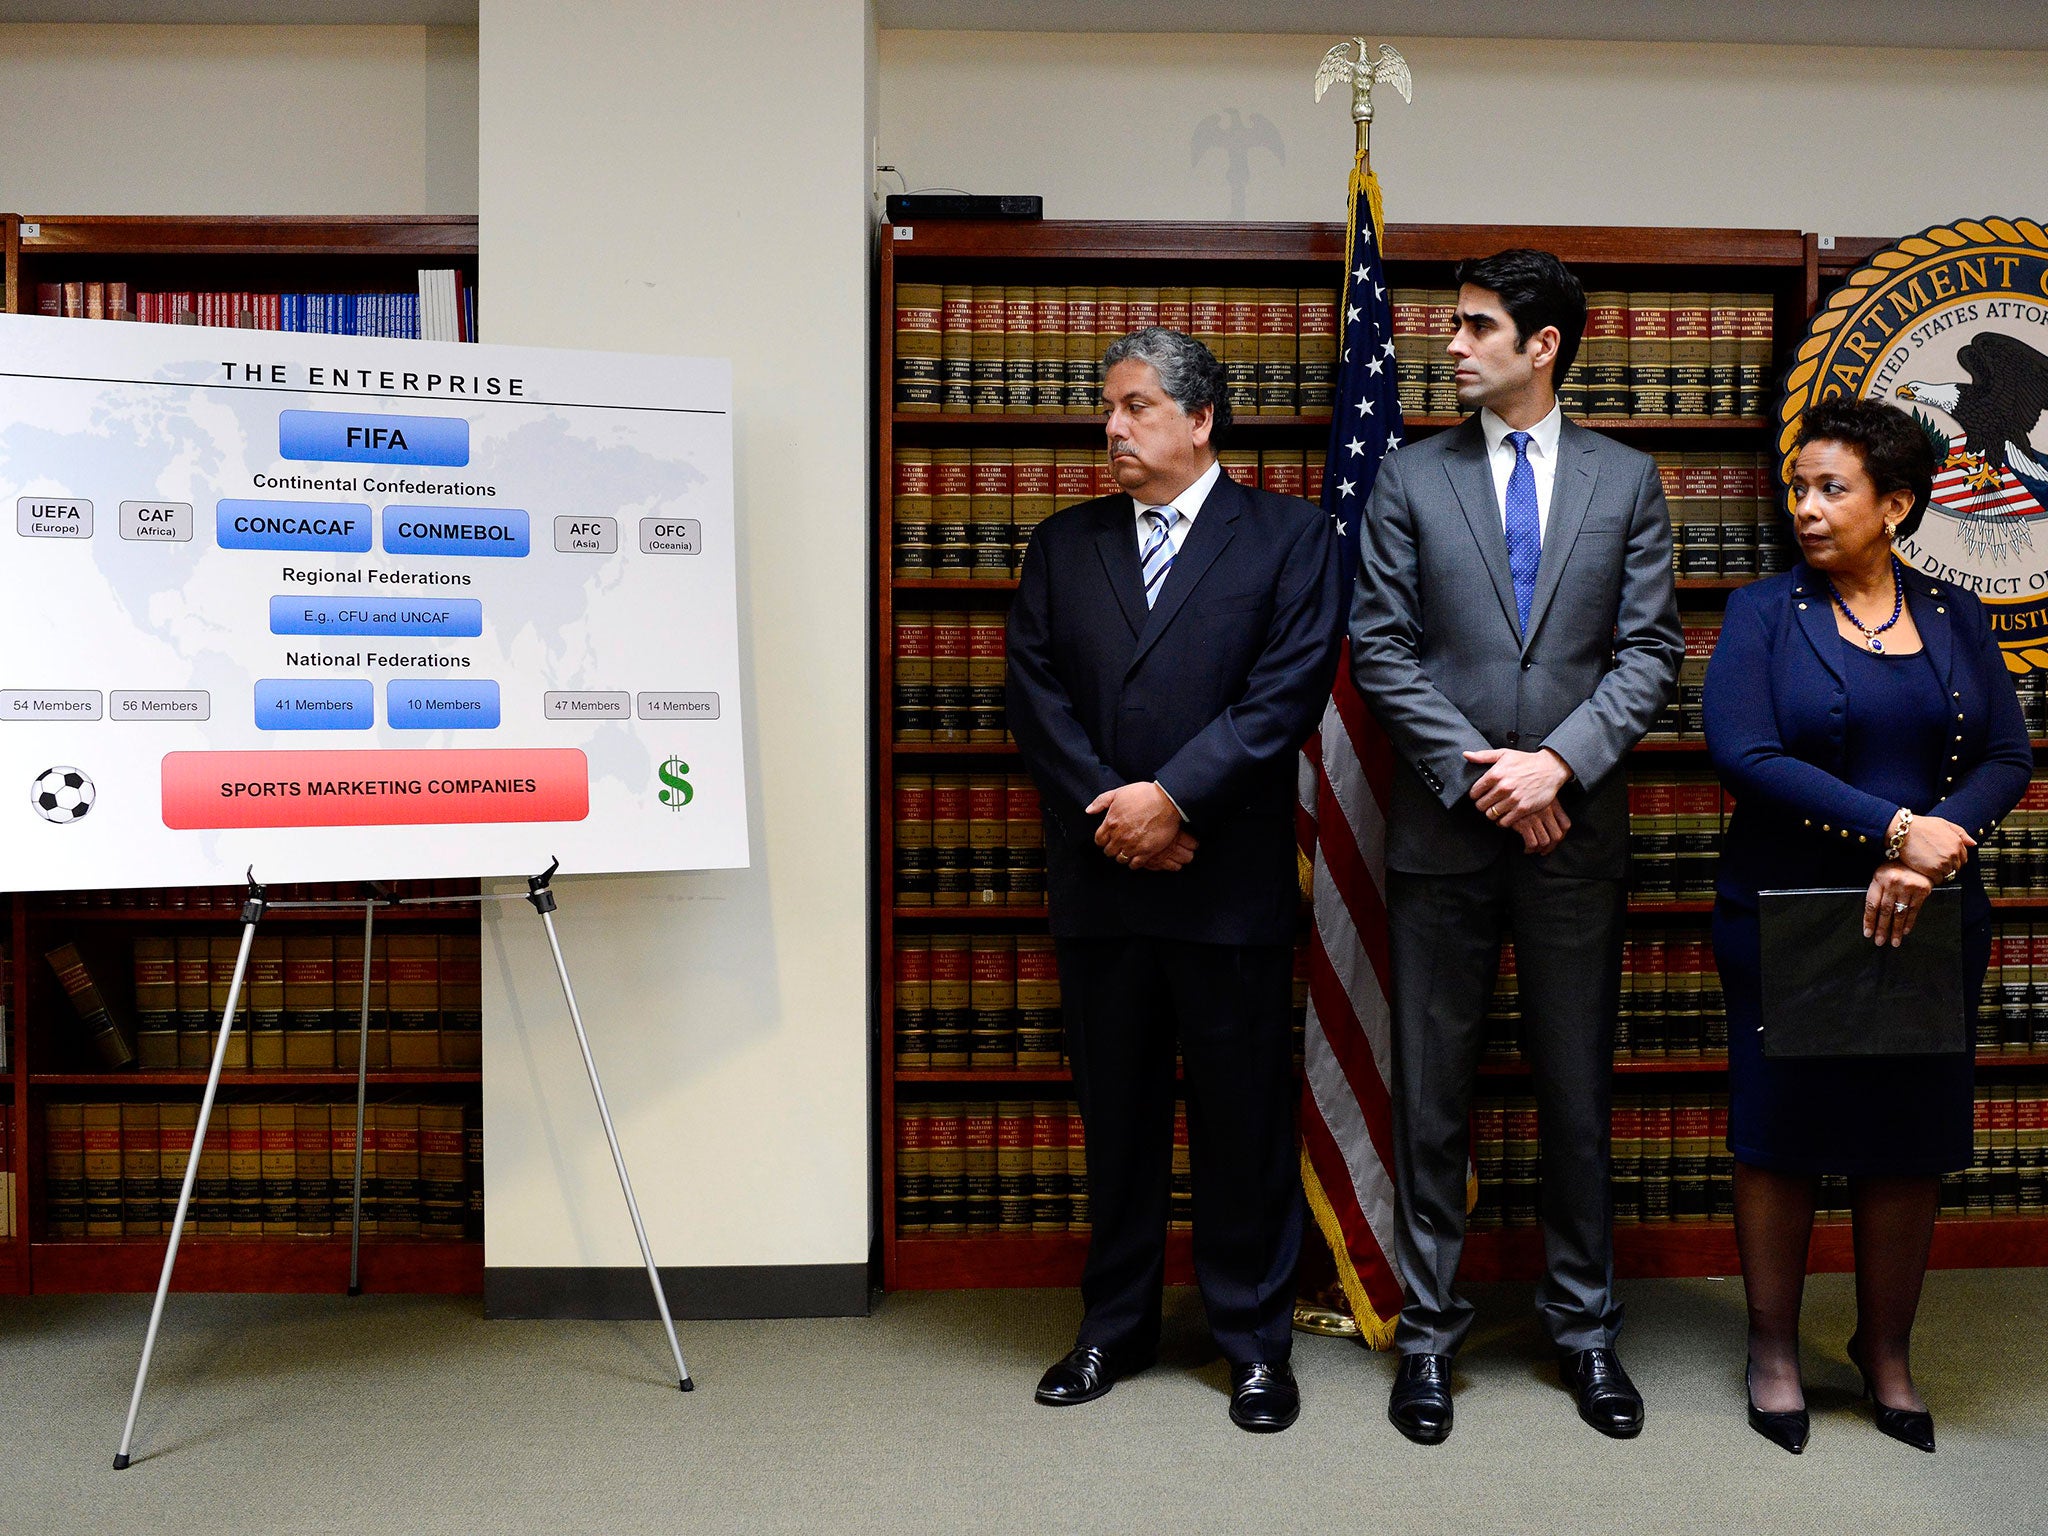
1487, 806, 1500, 820
1893, 900, 1909, 912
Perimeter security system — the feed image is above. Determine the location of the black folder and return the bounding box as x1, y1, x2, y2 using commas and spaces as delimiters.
1757, 886, 1967, 1058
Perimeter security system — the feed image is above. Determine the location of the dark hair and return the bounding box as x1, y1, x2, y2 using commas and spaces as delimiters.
1452, 248, 1587, 385
1794, 395, 1937, 541
1101, 326, 1232, 444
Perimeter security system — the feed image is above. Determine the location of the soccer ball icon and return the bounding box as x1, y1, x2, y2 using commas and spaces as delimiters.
31, 766, 94, 824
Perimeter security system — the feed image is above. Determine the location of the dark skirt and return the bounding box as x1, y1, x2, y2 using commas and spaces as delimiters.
1713, 898, 1981, 1177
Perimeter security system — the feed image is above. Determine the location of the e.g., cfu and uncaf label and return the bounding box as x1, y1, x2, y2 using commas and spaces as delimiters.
1781, 217, 2048, 667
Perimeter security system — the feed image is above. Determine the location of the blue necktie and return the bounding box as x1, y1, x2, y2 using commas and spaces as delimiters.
1504, 430, 1541, 635
1139, 507, 1179, 608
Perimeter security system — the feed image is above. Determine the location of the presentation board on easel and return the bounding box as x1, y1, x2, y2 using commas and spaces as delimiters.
0, 313, 747, 892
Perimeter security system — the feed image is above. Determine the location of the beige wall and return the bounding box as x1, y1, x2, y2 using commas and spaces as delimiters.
0, 23, 477, 214
878, 31, 2048, 237
477, 0, 874, 1274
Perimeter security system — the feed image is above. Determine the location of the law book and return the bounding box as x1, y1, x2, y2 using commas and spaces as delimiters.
36, 283, 61, 316
1968, 1086, 1993, 1213
1471, 1094, 1507, 1230
925, 1101, 963, 1232
1423, 290, 1458, 415
199, 933, 251, 1069
1672, 1092, 1712, 1221
1484, 942, 1521, 1060
385, 934, 442, 1068
968, 284, 1005, 414
1255, 287, 1297, 416
158, 1105, 198, 1236
260, 1103, 298, 1236
83, 1101, 124, 1237
1014, 934, 1061, 1067
227, 1103, 264, 1234
1610, 1096, 1643, 1225
283, 934, 337, 1070
244, 934, 285, 1070
334, 1104, 373, 1235
1627, 293, 1673, 417
2018, 1086, 2045, 1214
1634, 932, 1669, 1059
1002, 284, 1036, 414
376, 1102, 422, 1235
132, 935, 180, 1069
962, 1101, 997, 1234
1031, 285, 1066, 410
119, 1105, 163, 1236
463, 1100, 485, 1242
1639, 1095, 1674, 1222
435, 933, 482, 1070
1990, 1084, 2019, 1214
895, 1103, 930, 1236
1709, 1095, 1735, 1219
44, 1102, 86, 1238
420, 1103, 466, 1238
295, 1103, 334, 1236
1036, 1099, 1072, 1233
194, 1103, 232, 1234
928, 935, 969, 1069
1581, 291, 1630, 416
1065, 1104, 1089, 1234
1503, 1096, 1540, 1227
45, 941, 137, 1069
1163, 1105, 1196, 1236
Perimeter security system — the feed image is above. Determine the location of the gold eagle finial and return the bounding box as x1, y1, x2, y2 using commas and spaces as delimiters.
1314, 38, 1413, 124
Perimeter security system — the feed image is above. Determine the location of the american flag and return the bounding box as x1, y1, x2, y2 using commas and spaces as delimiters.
1929, 435, 2043, 516
1295, 154, 1408, 1345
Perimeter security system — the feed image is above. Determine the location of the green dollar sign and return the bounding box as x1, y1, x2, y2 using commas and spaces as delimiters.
658, 757, 693, 808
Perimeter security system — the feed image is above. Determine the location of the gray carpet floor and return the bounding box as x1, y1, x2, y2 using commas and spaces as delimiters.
1, 1269, 2043, 1534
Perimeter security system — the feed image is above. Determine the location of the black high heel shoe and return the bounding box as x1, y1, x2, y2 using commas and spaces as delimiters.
1745, 1359, 1809, 1455
1846, 1334, 1936, 1453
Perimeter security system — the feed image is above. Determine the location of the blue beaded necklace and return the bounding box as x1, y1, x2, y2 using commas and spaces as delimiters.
1827, 560, 1905, 652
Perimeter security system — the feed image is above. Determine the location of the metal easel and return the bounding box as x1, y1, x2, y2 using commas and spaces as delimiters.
114, 860, 690, 1470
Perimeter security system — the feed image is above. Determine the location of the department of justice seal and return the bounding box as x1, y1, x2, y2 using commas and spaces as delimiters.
1781, 217, 2048, 668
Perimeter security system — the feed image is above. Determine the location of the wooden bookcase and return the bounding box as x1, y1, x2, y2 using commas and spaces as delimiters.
874, 219, 2048, 1291
0, 214, 484, 1296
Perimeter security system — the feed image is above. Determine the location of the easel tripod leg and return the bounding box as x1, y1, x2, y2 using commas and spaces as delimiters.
348, 898, 375, 1296
114, 878, 267, 1469
528, 885, 692, 1391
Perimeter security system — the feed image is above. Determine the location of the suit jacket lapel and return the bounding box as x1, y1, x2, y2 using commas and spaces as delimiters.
1442, 419, 1521, 642
1521, 422, 1600, 651
1093, 495, 1146, 637
1127, 471, 1243, 671
1902, 564, 1956, 692
1790, 564, 1846, 687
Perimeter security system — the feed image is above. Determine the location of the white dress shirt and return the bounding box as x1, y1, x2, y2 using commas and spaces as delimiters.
1133, 455, 1222, 559
1479, 403, 1563, 540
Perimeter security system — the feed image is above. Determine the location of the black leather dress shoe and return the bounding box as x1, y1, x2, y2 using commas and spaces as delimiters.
1561, 1347, 1645, 1438
1228, 1361, 1299, 1433
1745, 1359, 1809, 1455
1848, 1334, 1935, 1453
1388, 1353, 1453, 1444
1034, 1345, 1149, 1407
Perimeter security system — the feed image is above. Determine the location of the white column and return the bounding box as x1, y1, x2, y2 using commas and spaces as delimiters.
477, 0, 876, 1307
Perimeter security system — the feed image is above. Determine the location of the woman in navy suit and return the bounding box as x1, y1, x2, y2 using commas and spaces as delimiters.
1704, 397, 2030, 1454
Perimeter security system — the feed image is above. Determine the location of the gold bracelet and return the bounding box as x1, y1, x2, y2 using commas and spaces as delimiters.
1885, 807, 1914, 861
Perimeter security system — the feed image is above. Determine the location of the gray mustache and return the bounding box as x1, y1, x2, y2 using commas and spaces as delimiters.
1109, 439, 1137, 458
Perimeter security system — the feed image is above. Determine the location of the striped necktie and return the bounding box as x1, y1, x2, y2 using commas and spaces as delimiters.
1139, 506, 1180, 608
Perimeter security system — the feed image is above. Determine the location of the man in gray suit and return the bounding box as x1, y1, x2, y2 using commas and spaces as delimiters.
1351, 249, 1682, 1444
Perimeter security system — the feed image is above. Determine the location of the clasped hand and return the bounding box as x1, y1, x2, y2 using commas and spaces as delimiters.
1465, 746, 1573, 855
1865, 861, 1934, 947
1088, 782, 1198, 872
1895, 813, 1974, 885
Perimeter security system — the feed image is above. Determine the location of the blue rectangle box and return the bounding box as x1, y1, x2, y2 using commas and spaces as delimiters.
269, 595, 484, 637
218, 500, 372, 553
386, 679, 500, 730
254, 678, 374, 730
279, 409, 469, 466
382, 507, 529, 558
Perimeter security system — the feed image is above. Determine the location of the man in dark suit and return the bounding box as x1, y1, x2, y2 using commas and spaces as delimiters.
1006, 327, 1342, 1433
1350, 250, 1682, 1443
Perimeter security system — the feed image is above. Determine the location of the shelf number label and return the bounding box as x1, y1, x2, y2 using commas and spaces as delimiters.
893, 225, 914, 240
19, 222, 38, 238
